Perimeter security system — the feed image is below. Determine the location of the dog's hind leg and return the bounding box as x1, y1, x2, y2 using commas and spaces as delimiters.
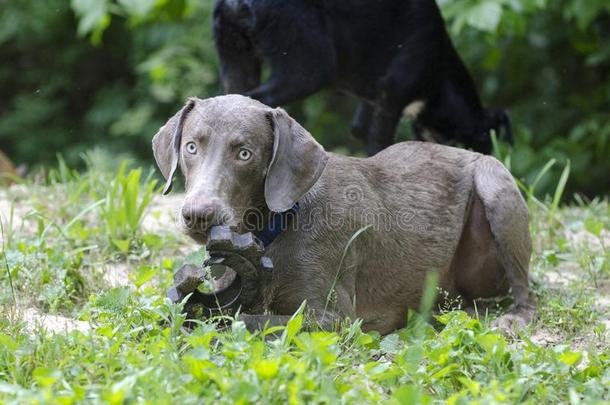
474, 156, 536, 332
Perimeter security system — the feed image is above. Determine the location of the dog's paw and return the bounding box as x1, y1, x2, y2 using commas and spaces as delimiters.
491, 307, 535, 336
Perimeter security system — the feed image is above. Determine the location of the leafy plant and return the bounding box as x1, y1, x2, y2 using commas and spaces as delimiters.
101, 162, 157, 252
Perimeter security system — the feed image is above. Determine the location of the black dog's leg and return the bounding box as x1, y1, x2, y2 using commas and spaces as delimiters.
367, 105, 403, 156
213, 0, 262, 94
366, 74, 417, 155
246, 49, 336, 107
351, 102, 374, 142
412, 122, 426, 142
214, 0, 336, 107
365, 29, 442, 155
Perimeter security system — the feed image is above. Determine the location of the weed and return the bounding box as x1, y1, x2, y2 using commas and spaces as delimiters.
0, 215, 16, 308
101, 162, 157, 253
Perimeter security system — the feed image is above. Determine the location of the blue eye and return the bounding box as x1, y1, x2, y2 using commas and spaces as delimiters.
238, 148, 252, 161
186, 142, 197, 154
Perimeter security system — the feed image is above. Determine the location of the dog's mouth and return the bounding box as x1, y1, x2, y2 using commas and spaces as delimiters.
185, 229, 210, 245
180, 226, 267, 318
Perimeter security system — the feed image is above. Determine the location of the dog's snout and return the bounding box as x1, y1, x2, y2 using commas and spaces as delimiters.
181, 198, 223, 227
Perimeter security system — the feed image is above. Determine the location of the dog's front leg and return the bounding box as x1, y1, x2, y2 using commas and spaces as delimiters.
367, 106, 403, 155
351, 102, 373, 142
246, 67, 333, 108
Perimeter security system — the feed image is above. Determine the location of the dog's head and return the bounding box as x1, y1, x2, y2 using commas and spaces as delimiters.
152, 95, 328, 243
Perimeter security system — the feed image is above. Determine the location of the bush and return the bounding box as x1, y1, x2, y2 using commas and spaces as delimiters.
0, 0, 608, 196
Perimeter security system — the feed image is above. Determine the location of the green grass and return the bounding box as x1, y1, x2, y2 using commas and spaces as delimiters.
1, 158, 609, 404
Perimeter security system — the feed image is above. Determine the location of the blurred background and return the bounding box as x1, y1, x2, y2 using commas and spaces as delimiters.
0, 0, 608, 196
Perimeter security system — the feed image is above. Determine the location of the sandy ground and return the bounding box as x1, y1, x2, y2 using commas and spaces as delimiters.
530, 260, 610, 348
14, 307, 91, 334
141, 194, 184, 235
0, 186, 34, 246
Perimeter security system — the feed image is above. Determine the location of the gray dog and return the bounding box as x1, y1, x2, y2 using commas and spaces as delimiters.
153, 95, 536, 334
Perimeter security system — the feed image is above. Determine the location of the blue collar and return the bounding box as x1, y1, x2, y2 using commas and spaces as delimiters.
254, 203, 299, 247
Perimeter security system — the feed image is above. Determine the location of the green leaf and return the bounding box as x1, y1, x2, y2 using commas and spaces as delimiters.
458, 377, 481, 395
253, 359, 280, 379
380, 333, 401, 354
141, 233, 162, 249
393, 385, 430, 404
134, 265, 156, 288
282, 313, 304, 347
550, 160, 570, 221
280, 301, 307, 347
118, 0, 156, 18
32, 368, 62, 387
466, 2, 503, 32
419, 271, 439, 319
112, 239, 130, 253
476, 332, 506, 355
356, 333, 374, 347
95, 287, 131, 313
70, 0, 109, 37
0, 333, 17, 352
431, 364, 459, 380
558, 351, 582, 366
584, 217, 604, 237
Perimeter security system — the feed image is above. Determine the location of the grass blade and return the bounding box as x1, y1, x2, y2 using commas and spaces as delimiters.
550, 160, 570, 221
0, 214, 16, 307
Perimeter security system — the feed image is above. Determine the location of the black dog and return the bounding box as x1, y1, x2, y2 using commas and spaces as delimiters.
213, 0, 511, 155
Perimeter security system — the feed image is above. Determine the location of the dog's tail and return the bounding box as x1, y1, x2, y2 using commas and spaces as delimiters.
474, 156, 536, 324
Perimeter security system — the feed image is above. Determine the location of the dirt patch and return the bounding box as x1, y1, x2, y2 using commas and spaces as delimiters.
0, 186, 36, 245
544, 262, 581, 287
13, 307, 90, 334
142, 194, 184, 234
567, 230, 609, 252
530, 328, 566, 347
100, 262, 132, 288
594, 280, 610, 328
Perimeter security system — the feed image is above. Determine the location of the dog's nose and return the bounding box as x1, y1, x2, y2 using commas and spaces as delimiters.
181, 198, 222, 227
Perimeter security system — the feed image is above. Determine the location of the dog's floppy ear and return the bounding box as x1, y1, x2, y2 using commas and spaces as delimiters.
152, 99, 196, 195
264, 108, 328, 212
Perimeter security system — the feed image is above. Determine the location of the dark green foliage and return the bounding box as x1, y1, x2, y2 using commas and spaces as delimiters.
440, 0, 610, 196
0, 0, 220, 167
0, 0, 608, 195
